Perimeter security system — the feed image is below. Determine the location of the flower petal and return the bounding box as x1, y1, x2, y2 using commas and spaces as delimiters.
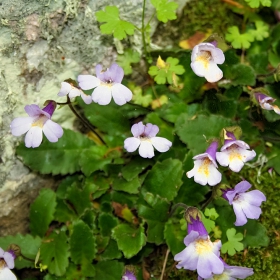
80, 91, 92, 104
68, 88, 82, 99
111, 83, 132, 105
232, 203, 248, 226
207, 164, 222, 186
234, 181, 252, 193
58, 82, 72, 96
204, 61, 223, 83
3, 252, 15, 269
10, 117, 33, 136
25, 126, 43, 148
242, 190, 266, 206
0, 267, 17, 280
227, 265, 254, 278
238, 199, 262, 220
197, 253, 224, 279
124, 137, 141, 152
131, 122, 145, 137
151, 137, 172, 152
144, 123, 159, 137
24, 104, 42, 117
138, 141, 154, 158
78, 75, 101, 90
109, 63, 124, 83
43, 120, 63, 142
174, 244, 198, 271
92, 85, 112, 105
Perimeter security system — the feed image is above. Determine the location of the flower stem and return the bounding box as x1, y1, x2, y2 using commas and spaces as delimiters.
160, 248, 170, 280
20, 254, 35, 262
66, 97, 107, 146
169, 203, 190, 217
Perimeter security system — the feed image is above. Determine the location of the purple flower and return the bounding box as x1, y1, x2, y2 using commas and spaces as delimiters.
216, 132, 256, 173
124, 122, 172, 158
174, 231, 224, 279
255, 93, 280, 115
58, 81, 92, 104
78, 63, 132, 106
187, 141, 222, 186
187, 216, 208, 236
0, 247, 16, 280
10, 101, 63, 148
223, 180, 266, 226
197, 259, 254, 280
122, 270, 136, 280
191, 43, 225, 83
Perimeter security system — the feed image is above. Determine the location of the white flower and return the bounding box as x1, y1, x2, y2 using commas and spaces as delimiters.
187, 141, 222, 186
0, 248, 16, 280
124, 122, 172, 158
78, 63, 132, 106
58, 81, 92, 104
191, 42, 225, 83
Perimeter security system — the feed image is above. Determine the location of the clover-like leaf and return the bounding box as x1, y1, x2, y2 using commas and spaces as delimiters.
148, 56, 185, 84
225, 26, 254, 49
112, 224, 146, 258
221, 228, 244, 256
95, 6, 135, 40
249, 21, 269, 41
244, 0, 271, 8
150, 0, 178, 23
204, 208, 219, 220
132, 86, 153, 107
116, 49, 140, 74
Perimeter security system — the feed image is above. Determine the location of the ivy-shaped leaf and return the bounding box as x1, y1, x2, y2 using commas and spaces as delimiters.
248, 21, 269, 41
150, 0, 178, 23
148, 56, 185, 84
132, 86, 153, 107
16, 129, 93, 175
244, 0, 271, 8
95, 6, 135, 40
30, 188, 57, 237
40, 231, 70, 276
221, 228, 244, 256
116, 49, 140, 74
112, 224, 146, 259
225, 26, 254, 49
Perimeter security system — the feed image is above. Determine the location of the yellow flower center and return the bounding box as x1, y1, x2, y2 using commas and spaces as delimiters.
196, 50, 212, 69
213, 272, 229, 280
32, 115, 48, 128
195, 238, 213, 255
198, 158, 211, 177
228, 144, 243, 162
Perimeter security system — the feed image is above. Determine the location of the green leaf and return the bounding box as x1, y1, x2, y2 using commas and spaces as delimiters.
122, 158, 153, 181
201, 214, 216, 233
150, 0, 178, 23
116, 49, 140, 75
95, 260, 124, 280
164, 219, 186, 255
176, 114, 232, 155
40, 231, 70, 276
70, 220, 96, 264
221, 228, 244, 256
227, 64, 256, 86
100, 239, 122, 260
204, 208, 219, 220
54, 199, 77, 223
113, 177, 141, 194
226, 26, 254, 49
112, 224, 146, 258
132, 86, 153, 107
79, 146, 113, 176
249, 21, 269, 41
16, 129, 93, 175
143, 158, 183, 201
30, 188, 56, 237
95, 6, 135, 40
244, 0, 271, 8
0, 234, 41, 269
146, 220, 165, 245
148, 57, 185, 84
98, 213, 118, 236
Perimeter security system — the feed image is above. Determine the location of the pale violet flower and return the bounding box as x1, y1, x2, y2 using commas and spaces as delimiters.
124, 122, 172, 158
10, 101, 63, 148
187, 141, 222, 186
0, 248, 16, 280
216, 132, 256, 172
58, 81, 92, 104
223, 181, 266, 226
174, 231, 224, 279
255, 92, 280, 115
191, 42, 225, 83
78, 63, 132, 106
198, 259, 254, 280
122, 270, 136, 280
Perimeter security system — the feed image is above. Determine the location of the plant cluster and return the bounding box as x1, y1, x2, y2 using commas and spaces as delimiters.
1, 0, 280, 279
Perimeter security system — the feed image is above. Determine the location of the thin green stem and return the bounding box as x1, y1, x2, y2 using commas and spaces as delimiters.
20, 254, 35, 262
67, 97, 107, 146
144, 11, 156, 31
201, 194, 214, 211
169, 203, 189, 217
141, 0, 148, 58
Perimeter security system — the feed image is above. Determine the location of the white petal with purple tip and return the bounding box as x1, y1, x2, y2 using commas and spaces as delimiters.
24, 104, 42, 117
